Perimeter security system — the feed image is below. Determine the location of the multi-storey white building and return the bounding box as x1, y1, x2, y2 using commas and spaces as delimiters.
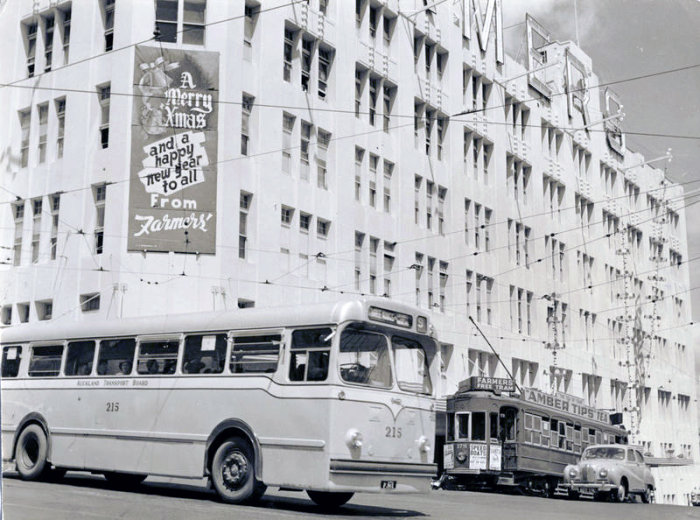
1, 0, 697, 505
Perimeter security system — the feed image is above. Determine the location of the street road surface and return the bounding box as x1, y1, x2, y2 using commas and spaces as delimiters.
2, 472, 698, 520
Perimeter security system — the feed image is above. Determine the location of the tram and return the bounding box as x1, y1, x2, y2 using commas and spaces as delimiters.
440, 376, 628, 495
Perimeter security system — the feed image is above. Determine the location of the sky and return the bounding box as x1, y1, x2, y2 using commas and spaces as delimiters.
499, 0, 700, 376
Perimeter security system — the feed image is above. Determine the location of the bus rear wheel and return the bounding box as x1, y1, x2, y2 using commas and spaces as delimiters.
307, 490, 354, 508
211, 437, 265, 504
15, 424, 49, 480
103, 472, 147, 488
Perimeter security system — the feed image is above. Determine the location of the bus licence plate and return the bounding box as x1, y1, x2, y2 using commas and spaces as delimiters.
381, 480, 397, 489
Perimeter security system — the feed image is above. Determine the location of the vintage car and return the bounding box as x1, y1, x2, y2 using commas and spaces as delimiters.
561, 445, 654, 502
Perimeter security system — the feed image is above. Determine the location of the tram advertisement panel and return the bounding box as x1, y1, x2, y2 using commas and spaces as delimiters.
489, 445, 502, 471
128, 45, 219, 254
470, 444, 487, 470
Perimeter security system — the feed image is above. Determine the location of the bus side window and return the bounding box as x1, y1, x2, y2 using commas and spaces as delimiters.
230, 335, 281, 374
64, 341, 96, 376
183, 334, 226, 374
137, 340, 180, 375
2, 346, 22, 377
289, 328, 332, 382
97, 338, 136, 375
471, 411, 486, 441
28, 345, 64, 377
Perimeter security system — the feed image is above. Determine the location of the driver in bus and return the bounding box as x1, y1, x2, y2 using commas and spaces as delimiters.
117, 361, 131, 375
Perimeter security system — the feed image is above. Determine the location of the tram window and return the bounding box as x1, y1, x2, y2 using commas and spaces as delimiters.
231, 334, 281, 374
137, 340, 179, 375
573, 424, 582, 454
565, 424, 574, 452
339, 329, 391, 388
525, 413, 533, 430
558, 421, 566, 449
588, 428, 596, 445
28, 345, 64, 377
595, 431, 603, 444
457, 412, 469, 439
550, 419, 558, 447
471, 412, 486, 441
64, 341, 96, 376
2, 346, 22, 378
532, 416, 541, 444
541, 418, 550, 447
500, 408, 516, 441
97, 338, 136, 375
182, 334, 226, 374
490, 412, 499, 440
391, 336, 432, 394
289, 328, 332, 382
447, 413, 455, 441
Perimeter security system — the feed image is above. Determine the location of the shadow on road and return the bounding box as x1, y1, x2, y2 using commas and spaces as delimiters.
4, 472, 427, 518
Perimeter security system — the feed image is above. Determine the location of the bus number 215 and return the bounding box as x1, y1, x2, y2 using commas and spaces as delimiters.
106, 402, 120, 412
385, 426, 402, 438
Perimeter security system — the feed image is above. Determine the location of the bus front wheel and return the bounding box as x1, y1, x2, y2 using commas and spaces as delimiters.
15, 424, 49, 480
211, 437, 265, 504
307, 490, 354, 508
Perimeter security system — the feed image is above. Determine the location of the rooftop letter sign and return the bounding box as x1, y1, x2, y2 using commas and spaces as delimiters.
603, 88, 625, 157
127, 46, 219, 254
565, 49, 591, 130
525, 15, 552, 99
462, 0, 504, 65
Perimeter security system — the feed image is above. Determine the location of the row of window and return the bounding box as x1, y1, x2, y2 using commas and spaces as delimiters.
354, 232, 396, 297
280, 206, 331, 239
1, 327, 431, 395
1, 293, 98, 327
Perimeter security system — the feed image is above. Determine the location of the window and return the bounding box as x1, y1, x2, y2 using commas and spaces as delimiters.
425, 109, 433, 155
61, 7, 71, 63
299, 212, 311, 233
318, 46, 332, 99
392, 336, 432, 394
369, 4, 379, 38
97, 338, 136, 375
239, 191, 251, 259
355, 66, 364, 117
301, 37, 313, 91
31, 198, 42, 263
155, 0, 206, 45
55, 98, 65, 158
98, 84, 110, 148
136, 340, 179, 375
317, 218, 330, 238
80, 292, 101, 312
230, 334, 281, 374
182, 334, 226, 374
282, 112, 294, 172
17, 303, 30, 323
29, 345, 64, 377
94, 184, 106, 254
102, 0, 115, 51
300, 121, 312, 179
64, 341, 96, 376
383, 12, 395, 45
1, 306, 11, 326
241, 94, 253, 155
437, 117, 445, 160
339, 328, 391, 387
383, 85, 395, 132
237, 298, 255, 309
471, 411, 486, 441
383, 161, 393, 213
369, 154, 378, 207
369, 76, 378, 126
13, 201, 24, 266
289, 328, 332, 382
317, 129, 330, 189
283, 27, 295, 81
36, 299, 52, 321
37, 103, 48, 163
25, 22, 37, 77
2, 346, 22, 378
19, 109, 30, 167
43, 15, 54, 72
243, 3, 257, 60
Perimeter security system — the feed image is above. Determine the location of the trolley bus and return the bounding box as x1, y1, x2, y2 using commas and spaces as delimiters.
0, 299, 438, 507
441, 376, 628, 496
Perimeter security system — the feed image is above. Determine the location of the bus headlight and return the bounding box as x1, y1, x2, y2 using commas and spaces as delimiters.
345, 429, 363, 449
417, 435, 431, 453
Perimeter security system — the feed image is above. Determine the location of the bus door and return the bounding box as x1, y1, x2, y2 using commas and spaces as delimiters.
499, 406, 517, 471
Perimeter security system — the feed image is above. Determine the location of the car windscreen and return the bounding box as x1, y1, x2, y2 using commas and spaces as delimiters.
582, 446, 625, 460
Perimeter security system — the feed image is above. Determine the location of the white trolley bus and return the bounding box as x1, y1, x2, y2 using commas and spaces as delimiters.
1, 299, 438, 507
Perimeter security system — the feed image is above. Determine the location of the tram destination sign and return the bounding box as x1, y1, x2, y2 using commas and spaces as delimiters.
522, 388, 609, 423
458, 376, 515, 394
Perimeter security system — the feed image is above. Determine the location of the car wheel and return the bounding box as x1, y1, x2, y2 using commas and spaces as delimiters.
641, 486, 653, 504
211, 437, 264, 504
614, 480, 628, 503
307, 490, 354, 508
15, 424, 49, 481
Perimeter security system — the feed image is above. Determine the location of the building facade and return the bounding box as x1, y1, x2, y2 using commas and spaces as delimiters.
0, 0, 697, 505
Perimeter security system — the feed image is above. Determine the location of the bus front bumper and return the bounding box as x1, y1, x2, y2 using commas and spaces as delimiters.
326, 459, 437, 493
